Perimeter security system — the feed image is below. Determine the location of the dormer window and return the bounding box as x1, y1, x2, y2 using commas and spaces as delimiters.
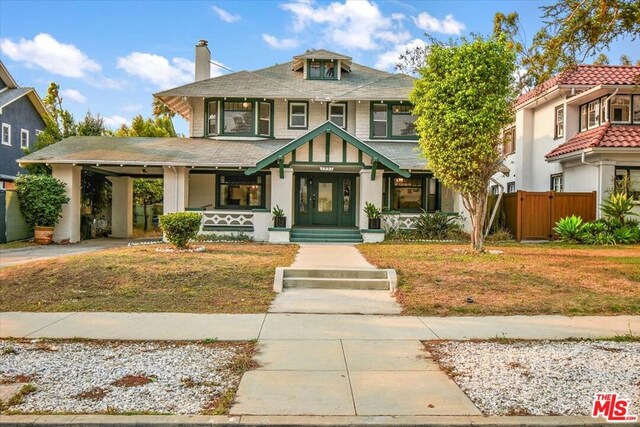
307, 60, 337, 80
610, 95, 631, 123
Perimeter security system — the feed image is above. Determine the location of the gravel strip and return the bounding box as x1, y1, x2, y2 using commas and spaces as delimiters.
428, 340, 640, 416
0, 340, 252, 414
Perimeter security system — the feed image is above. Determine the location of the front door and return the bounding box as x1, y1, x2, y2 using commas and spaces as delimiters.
296, 174, 355, 227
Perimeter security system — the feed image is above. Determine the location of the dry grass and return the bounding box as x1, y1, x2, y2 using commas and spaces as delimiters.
358, 242, 640, 316
0, 243, 297, 313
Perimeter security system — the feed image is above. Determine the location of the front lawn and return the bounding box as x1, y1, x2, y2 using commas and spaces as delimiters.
358, 243, 640, 316
0, 243, 297, 313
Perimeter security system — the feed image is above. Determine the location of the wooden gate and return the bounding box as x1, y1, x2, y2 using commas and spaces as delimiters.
502, 191, 597, 241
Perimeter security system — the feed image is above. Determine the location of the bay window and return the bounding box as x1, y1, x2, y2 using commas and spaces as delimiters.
554, 106, 564, 138
206, 98, 273, 137
258, 102, 271, 136
634, 95, 640, 123
223, 101, 253, 135
383, 175, 439, 212
207, 101, 218, 135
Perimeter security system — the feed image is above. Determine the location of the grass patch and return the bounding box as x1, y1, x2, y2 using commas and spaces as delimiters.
0, 241, 34, 250
0, 243, 297, 313
359, 242, 640, 316
0, 384, 37, 412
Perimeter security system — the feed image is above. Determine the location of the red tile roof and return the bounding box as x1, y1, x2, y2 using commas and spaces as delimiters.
546, 123, 640, 159
516, 65, 640, 106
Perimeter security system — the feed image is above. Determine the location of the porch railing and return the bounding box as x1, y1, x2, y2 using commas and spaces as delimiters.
200, 210, 254, 231
381, 212, 420, 230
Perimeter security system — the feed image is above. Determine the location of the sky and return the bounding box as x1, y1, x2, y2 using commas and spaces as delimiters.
0, 0, 636, 136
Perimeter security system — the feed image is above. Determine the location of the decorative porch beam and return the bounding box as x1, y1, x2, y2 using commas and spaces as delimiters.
278, 156, 284, 179
371, 158, 378, 180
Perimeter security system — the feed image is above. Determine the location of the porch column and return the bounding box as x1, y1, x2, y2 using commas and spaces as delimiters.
358, 169, 383, 230
51, 164, 82, 243
163, 166, 189, 213
110, 176, 133, 238
270, 167, 293, 228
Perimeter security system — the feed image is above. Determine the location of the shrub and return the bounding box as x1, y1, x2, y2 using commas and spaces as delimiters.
414, 211, 462, 240
159, 212, 202, 249
363, 202, 382, 219
485, 227, 514, 242
553, 215, 584, 242
15, 174, 70, 228
601, 192, 638, 225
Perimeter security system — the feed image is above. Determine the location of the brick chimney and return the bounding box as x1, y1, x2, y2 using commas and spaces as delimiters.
195, 40, 211, 81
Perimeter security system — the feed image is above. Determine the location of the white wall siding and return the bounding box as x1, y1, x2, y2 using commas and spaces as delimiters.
312, 135, 325, 161
295, 142, 310, 162
191, 99, 205, 137
530, 101, 564, 191
346, 101, 356, 135
273, 99, 328, 139
563, 164, 598, 192
329, 134, 342, 162
355, 101, 370, 140
188, 173, 215, 208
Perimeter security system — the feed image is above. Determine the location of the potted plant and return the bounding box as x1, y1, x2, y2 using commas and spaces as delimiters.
364, 201, 382, 229
272, 205, 287, 228
15, 174, 70, 245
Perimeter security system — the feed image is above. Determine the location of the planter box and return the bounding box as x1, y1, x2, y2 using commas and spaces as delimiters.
361, 229, 385, 243
273, 217, 287, 228
268, 227, 291, 243
368, 218, 381, 230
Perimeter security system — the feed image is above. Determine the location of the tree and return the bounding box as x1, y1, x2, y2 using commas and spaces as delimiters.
114, 114, 176, 138
77, 111, 106, 136
593, 53, 610, 65
134, 179, 164, 231
76, 111, 111, 215
410, 35, 516, 252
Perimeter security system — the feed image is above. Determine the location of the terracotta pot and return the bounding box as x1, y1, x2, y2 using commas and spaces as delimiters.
34, 226, 54, 245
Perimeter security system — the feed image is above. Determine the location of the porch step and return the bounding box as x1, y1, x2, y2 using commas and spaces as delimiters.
290, 228, 363, 243
280, 268, 392, 291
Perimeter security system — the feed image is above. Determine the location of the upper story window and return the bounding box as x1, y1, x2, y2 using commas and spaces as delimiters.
328, 102, 346, 129
611, 95, 631, 123
307, 60, 337, 80
1, 124, 10, 146
288, 101, 308, 129
554, 106, 564, 139
206, 98, 274, 137
20, 129, 29, 149
370, 102, 418, 139
502, 127, 515, 155
634, 95, 640, 122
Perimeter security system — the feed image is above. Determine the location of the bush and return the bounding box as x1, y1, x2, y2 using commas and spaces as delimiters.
601, 192, 638, 225
414, 211, 462, 239
15, 174, 70, 228
553, 215, 584, 242
485, 227, 514, 242
158, 212, 202, 249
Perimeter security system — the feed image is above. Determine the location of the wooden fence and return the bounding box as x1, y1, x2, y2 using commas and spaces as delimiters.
502, 191, 597, 241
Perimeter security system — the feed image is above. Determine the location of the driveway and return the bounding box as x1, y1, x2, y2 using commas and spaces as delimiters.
0, 238, 150, 268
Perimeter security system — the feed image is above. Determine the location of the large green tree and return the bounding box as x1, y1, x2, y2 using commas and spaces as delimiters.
114, 115, 176, 138
410, 35, 516, 251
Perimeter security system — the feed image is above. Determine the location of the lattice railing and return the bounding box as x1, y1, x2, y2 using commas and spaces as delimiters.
382, 213, 419, 230
201, 211, 254, 229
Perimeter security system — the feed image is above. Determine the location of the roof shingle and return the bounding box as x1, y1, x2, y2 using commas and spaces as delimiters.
545, 123, 640, 159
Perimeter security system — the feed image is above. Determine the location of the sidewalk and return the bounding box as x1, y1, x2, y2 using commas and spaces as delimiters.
2, 312, 638, 340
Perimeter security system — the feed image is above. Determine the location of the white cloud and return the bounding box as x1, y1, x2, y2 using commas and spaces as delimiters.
262, 34, 300, 50
60, 89, 86, 103
412, 12, 464, 35
212, 5, 240, 23
117, 52, 225, 89
375, 38, 428, 71
280, 0, 410, 51
122, 103, 143, 113
0, 33, 101, 78
104, 115, 130, 129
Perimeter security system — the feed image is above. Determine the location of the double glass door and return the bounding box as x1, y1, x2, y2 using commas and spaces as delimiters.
296, 174, 355, 227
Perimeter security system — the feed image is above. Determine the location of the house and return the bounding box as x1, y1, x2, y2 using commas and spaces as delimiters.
493, 65, 640, 214
18, 41, 463, 243
0, 60, 48, 188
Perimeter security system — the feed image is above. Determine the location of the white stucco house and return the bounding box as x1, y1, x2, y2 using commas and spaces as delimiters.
18, 42, 463, 243
493, 64, 640, 214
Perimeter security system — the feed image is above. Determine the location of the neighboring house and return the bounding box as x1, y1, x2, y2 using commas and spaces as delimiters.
18, 41, 464, 243
493, 65, 640, 215
0, 60, 48, 188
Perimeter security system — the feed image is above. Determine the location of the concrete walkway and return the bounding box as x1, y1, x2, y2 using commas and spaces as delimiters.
0, 238, 148, 269
2, 312, 638, 341
290, 244, 375, 268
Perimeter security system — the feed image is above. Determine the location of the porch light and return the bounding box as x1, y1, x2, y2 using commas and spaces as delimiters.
242, 102, 250, 108
141, 169, 148, 174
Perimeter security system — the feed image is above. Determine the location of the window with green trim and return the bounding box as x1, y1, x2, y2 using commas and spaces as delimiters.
370, 102, 418, 139
258, 102, 271, 136
289, 102, 308, 128
328, 102, 346, 129
207, 99, 273, 137
223, 101, 254, 135
217, 174, 264, 209
307, 60, 337, 80
383, 175, 439, 212
207, 101, 218, 135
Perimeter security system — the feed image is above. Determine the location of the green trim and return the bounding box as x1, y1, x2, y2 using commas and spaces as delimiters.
361, 229, 385, 234
215, 171, 266, 210
245, 121, 410, 177
369, 101, 419, 140
278, 156, 284, 179
309, 138, 313, 162
371, 158, 378, 180
325, 132, 330, 162
306, 59, 338, 80
288, 100, 309, 130
252, 208, 270, 213
342, 139, 347, 163
203, 226, 253, 232
268, 227, 292, 231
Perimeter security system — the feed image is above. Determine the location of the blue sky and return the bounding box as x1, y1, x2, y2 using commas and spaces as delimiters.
0, 0, 635, 135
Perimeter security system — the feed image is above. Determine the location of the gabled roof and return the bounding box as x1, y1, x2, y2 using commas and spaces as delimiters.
516, 65, 640, 107
545, 122, 640, 159
0, 60, 49, 120
245, 120, 411, 177
292, 49, 353, 72
0, 61, 18, 88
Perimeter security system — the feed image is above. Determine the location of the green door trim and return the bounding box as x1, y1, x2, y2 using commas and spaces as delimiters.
294, 172, 357, 227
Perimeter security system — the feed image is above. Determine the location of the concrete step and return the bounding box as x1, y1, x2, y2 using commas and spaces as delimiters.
284, 269, 388, 279
291, 228, 361, 235
283, 277, 390, 290
290, 237, 364, 243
